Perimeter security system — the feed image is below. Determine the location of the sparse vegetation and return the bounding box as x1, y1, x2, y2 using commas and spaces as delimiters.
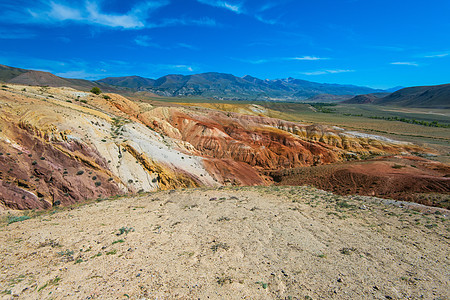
74, 258, 83, 264
90, 87, 102, 95
7, 215, 31, 225
37, 276, 61, 292
211, 242, 230, 252
217, 275, 232, 286
57, 249, 74, 257
255, 281, 268, 289
106, 249, 117, 255
116, 226, 134, 236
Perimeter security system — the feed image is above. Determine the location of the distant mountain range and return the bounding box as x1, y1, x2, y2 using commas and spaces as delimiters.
0, 64, 382, 101
1, 64, 448, 108
97, 73, 383, 100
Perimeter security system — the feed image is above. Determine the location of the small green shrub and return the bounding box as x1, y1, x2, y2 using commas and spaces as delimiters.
90, 87, 102, 95
7, 215, 31, 225
116, 227, 134, 236
76, 170, 84, 175
74, 258, 83, 264
57, 249, 74, 256
256, 281, 268, 289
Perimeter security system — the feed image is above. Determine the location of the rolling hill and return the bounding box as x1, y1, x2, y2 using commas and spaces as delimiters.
0, 64, 115, 92
342, 93, 389, 104
373, 84, 450, 108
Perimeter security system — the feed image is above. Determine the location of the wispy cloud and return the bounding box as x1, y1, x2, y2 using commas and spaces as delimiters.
157, 17, 218, 28
390, 62, 419, 66
301, 69, 355, 76
3, 1, 217, 30
134, 36, 200, 50
197, 0, 285, 25
134, 35, 162, 48
423, 53, 449, 58
197, 0, 243, 14
235, 55, 329, 64
170, 64, 194, 72
258, 2, 278, 12
25, 1, 170, 29
254, 14, 279, 25
234, 58, 270, 64
291, 56, 329, 61
177, 43, 199, 50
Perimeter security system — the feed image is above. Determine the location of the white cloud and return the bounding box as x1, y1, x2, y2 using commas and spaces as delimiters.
301, 69, 355, 76
390, 62, 419, 66
424, 53, 449, 58
197, 0, 283, 24
291, 56, 329, 61
197, 0, 243, 14
17, 1, 221, 30
235, 55, 329, 64
23, 0, 170, 29
172, 65, 194, 72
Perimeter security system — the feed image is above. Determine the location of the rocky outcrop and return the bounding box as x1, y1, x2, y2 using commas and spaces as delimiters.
0, 84, 438, 210
140, 107, 424, 173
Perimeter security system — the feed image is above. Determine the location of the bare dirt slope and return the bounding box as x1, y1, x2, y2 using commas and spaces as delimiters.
1, 186, 448, 299
269, 156, 450, 209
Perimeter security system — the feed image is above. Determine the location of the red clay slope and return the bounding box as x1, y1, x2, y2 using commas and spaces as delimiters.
269, 156, 450, 209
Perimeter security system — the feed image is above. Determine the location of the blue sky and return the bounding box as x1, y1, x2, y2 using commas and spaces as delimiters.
0, 0, 449, 89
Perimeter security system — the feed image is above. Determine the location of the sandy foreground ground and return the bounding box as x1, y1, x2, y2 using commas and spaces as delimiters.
0, 186, 449, 299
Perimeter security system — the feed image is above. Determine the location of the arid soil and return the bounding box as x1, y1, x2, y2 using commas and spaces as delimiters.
269, 156, 450, 209
0, 186, 449, 299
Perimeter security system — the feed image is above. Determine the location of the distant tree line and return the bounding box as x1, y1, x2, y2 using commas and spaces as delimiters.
367, 116, 449, 128
308, 103, 337, 113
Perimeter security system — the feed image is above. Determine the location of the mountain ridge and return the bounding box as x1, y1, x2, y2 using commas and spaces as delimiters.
97, 72, 384, 100
0, 64, 382, 101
